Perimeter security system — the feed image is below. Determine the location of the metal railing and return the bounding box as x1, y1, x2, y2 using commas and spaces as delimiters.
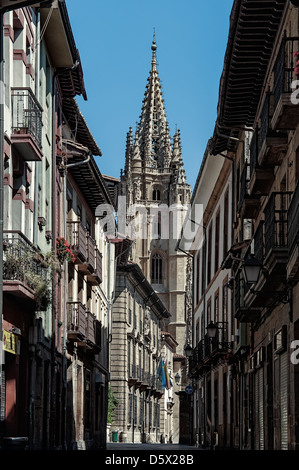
238, 162, 250, 211
86, 310, 96, 344
259, 94, 271, 150
11, 87, 42, 149
67, 301, 86, 338
249, 129, 258, 177
253, 221, 265, 264
67, 220, 87, 261
3, 230, 47, 286
273, 38, 299, 108
95, 249, 103, 283
264, 191, 292, 256
87, 235, 96, 271
288, 182, 299, 254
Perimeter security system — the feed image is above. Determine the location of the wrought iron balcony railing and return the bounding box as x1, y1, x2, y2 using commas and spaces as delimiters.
273, 38, 298, 109
264, 191, 292, 257
67, 301, 86, 340
11, 87, 43, 151
67, 220, 87, 263
288, 182, 299, 255
86, 234, 96, 272
3, 230, 50, 308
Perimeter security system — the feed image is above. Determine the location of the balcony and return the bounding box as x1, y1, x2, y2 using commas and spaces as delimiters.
189, 340, 206, 377
3, 230, 49, 309
67, 301, 86, 341
84, 311, 101, 353
67, 220, 88, 269
257, 94, 288, 168
271, 38, 299, 130
128, 365, 138, 388
234, 271, 261, 323
249, 127, 275, 198
86, 234, 96, 272
189, 333, 233, 377
245, 191, 293, 308
11, 88, 43, 161
238, 161, 260, 219
287, 183, 299, 281
263, 191, 291, 273
67, 302, 101, 353
87, 249, 103, 285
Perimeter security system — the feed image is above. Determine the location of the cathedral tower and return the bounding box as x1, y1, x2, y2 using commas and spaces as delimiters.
120, 36, 191, 356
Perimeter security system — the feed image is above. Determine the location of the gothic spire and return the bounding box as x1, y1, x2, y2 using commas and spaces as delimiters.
133, 35, 172, 169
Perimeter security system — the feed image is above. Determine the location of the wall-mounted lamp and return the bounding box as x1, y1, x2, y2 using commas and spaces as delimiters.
184, 344, 193, 358
207, 321, 217, 339
242, 253, 262, 285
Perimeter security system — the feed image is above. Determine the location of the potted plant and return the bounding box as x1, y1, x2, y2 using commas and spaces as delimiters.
56, 237, 75, 264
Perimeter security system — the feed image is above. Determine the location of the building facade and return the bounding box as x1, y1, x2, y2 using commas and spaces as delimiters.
110, 249, 171, 444
183, 145, 235, 448
186, 0, 299, 451
0, 0, 112, 450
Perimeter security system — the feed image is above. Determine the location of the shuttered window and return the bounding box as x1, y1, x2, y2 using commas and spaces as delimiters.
254, 367, 264, 449
280, 353, 288, 450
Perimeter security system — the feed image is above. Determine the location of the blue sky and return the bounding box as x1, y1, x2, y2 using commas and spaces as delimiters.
67, 0, 234, 190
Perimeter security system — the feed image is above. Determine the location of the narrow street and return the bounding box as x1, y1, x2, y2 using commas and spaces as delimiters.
107, 442, 203, 451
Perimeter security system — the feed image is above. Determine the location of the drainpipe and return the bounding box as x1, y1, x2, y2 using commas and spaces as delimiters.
33, 9, 40, 245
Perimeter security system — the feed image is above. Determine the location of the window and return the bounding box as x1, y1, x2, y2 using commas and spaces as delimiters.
207, 223, 213, 284
128, 339, 131, 377
151, 253, 163, 284
223, 190, 229, 256
215, 211, 220, 271
214, 293, 219, 325
152, 188, 161, 201
128, 393, 133, 424
207, 298, 211, 326
196, 253, 201, 305
196, 319, 200, 345
140, 396, 144, 427
152, 213, 161, 239
84, 369, 91, 428
223, 283, 229, 342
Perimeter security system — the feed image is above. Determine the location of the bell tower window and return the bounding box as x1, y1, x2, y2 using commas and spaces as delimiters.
152, 188, 161, 201
151, 253, 163, 284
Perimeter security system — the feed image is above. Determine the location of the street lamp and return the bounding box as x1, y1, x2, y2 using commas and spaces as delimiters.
206, 321, 217, 339
175, 372, 180, 385
184, 344, 193, 358
242, 253, 262, 285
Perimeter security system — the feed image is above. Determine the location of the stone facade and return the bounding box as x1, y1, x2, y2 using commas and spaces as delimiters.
187, 0, 299, 451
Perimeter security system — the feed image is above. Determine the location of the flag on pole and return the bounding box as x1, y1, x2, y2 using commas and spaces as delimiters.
156, 358, 166, 389
164, 361, 173, 389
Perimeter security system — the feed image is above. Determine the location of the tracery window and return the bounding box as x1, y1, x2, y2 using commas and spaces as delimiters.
151, 253, 163, 284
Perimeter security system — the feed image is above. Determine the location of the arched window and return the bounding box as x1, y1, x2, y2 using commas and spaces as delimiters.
152, 188, 161, 201
151, 253, 163, 284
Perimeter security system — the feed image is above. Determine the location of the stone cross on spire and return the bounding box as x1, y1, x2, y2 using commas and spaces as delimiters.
151, 28, 157, 71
